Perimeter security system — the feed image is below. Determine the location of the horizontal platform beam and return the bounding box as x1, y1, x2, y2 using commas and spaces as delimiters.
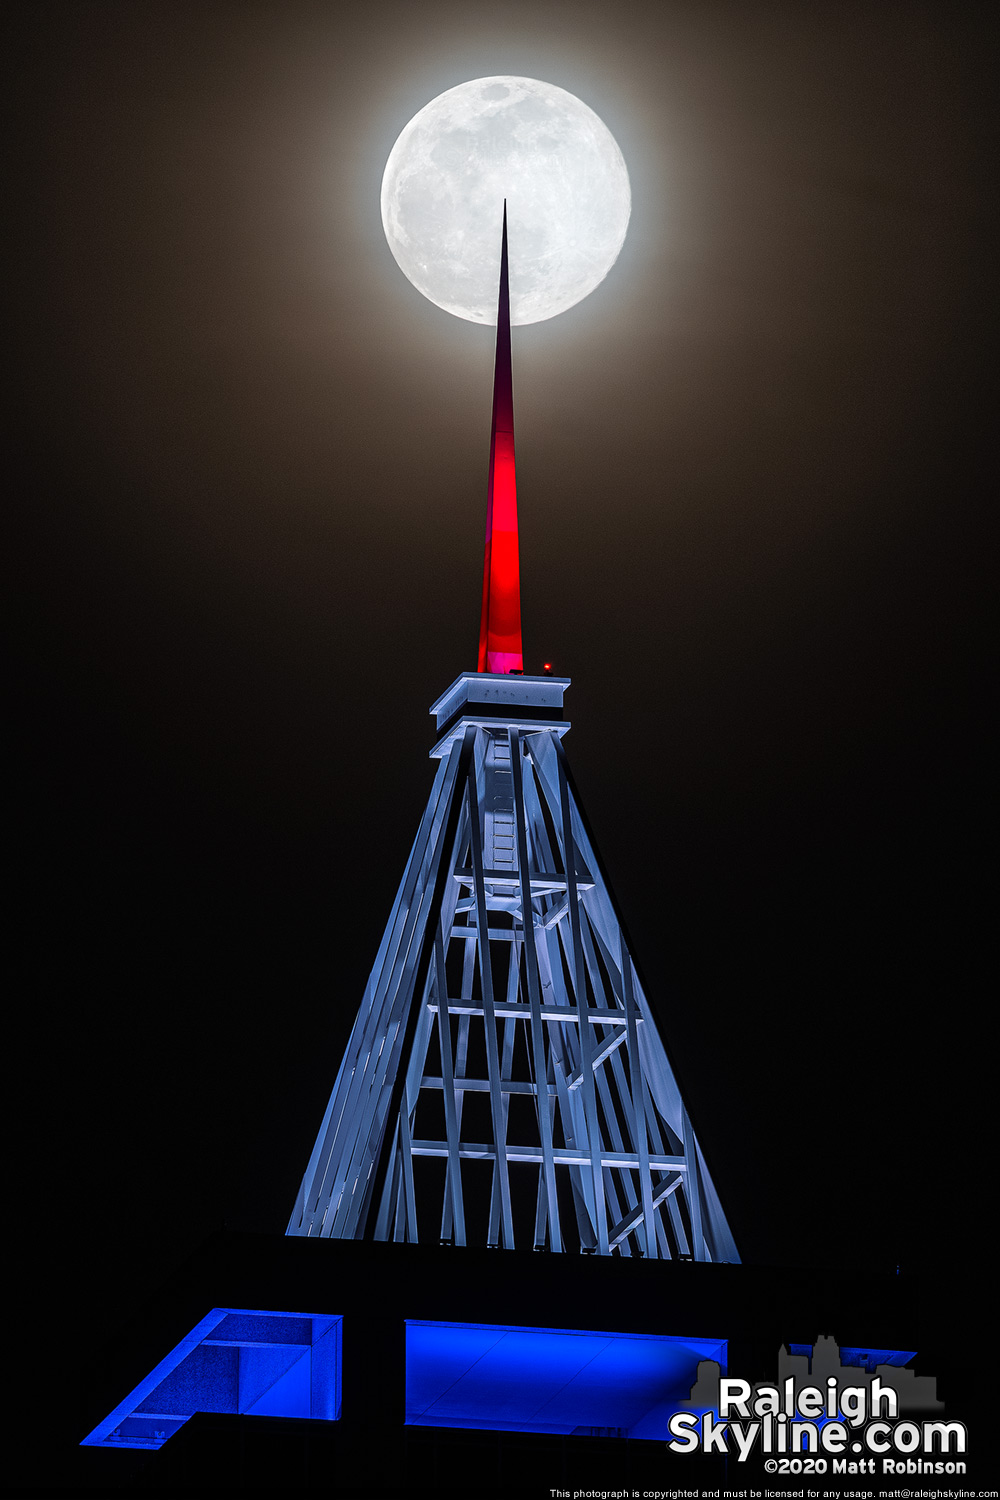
410, 1141, 686, 1171
421, 1075, 556, 1096
450, 926, 520, 941
428, 1001, 640, 1026
453, 869, 594, 892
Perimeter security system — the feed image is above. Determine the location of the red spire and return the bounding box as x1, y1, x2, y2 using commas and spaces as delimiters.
477, 205, 523, 674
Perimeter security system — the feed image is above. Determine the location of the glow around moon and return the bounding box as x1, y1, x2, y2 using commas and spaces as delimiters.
381, 77, 631, 325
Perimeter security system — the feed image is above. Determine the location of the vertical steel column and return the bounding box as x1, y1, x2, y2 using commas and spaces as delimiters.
433, 928, 466, 1246
577, 914, 637, 1253
487, 971, 518, 1247
555, 742, 608, 1255
511, 727, 562, 1252
466, 729, 516, 1248
621, 934, 657, 1258
397, 1098, 419, 1242
681, 1102, 706, 1259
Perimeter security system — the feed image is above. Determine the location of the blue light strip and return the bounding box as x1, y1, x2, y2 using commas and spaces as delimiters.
406, 1320, 726, 1439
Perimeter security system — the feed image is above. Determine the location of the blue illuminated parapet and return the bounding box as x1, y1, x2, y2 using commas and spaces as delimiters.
81, 1309, 341, 1451
406, 1321, 726, 1439
84, 1309, 730, 1452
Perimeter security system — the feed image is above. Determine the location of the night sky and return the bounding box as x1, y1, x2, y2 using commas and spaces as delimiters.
8, 0, 994, 1470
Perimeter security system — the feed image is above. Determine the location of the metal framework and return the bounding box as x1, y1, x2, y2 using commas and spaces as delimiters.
288, 211, 738, 1261
287, 674, 738, 1261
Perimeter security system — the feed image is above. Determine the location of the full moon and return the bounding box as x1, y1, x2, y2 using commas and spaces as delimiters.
380, 77, 631, 325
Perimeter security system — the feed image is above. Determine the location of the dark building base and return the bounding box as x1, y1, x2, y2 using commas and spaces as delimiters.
70, 1231, 961, 1493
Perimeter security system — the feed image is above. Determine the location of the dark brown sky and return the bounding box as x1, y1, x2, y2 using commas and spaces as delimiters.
8, 0, 995, 1427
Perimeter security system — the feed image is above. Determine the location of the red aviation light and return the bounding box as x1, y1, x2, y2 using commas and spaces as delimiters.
477, 205, 523, 675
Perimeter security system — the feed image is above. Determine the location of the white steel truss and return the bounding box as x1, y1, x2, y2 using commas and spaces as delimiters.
288, 677, 739, 1262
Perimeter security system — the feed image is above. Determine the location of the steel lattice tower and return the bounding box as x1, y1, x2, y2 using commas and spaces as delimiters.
288, 211, 738, 1262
